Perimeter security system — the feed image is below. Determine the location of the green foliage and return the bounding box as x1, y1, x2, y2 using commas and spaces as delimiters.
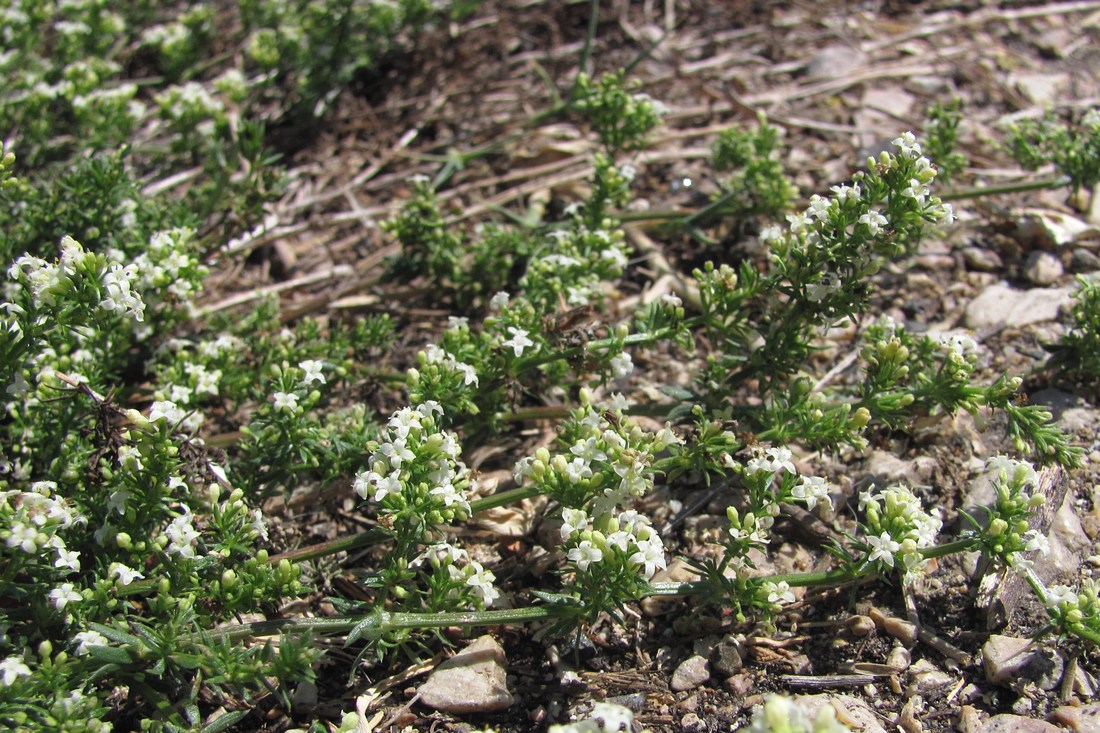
922, 99, 969, 184
1049, 275, 1100, 391
1006, 109, 1100, 194
710, 114, 798, 225
573, 71, 667, 156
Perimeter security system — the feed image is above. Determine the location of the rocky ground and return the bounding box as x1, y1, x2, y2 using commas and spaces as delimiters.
218, 2, 1100, 731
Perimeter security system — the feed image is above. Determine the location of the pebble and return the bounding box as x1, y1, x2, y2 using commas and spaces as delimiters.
1024, 251, 1064, 285
1053, 702, 1100, 731
804, 45, 866, 79
961, 246, 1004, 272
886, 645, 911, 673
847, 615, 876, 637
710, 637, 744, 677
982, 634, 1064, 691
965, 283, 1075, 328
725, 672, 754, 696
869, 607, 917, 646
793, 694, 887, 733
671, 655, 711, 692
980, 713, 1062, 733
1071, 248, 1100, 273
680, 712, 706, 732
907, 658, 954, 695
417, 635, 514, 714
641, 558, 698, 616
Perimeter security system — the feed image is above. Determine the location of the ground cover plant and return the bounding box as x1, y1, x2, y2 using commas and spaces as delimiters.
2, 1, 1100, 732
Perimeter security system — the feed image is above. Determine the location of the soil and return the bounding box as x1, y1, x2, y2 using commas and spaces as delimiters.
211, 2, 1100, 731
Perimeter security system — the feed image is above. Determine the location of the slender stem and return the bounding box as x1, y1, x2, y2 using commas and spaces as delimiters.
941, 175, 1070, 201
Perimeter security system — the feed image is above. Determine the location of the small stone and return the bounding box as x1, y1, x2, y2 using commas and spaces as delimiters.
641, 558, 699, 616
793, 694, 887, 733
1013, 72, 1069, 105
805, 45, 866, 80
847, 615, 876, 637
290, 680, 318, 709
1053, 702, 1100, 731
671, 655, 710, 692
957, 705, 984, 733
886, 646, 911, 672
1024, 251, 1064, 285
417, 635, 514, 714
711, 638, 744, 677
869, 608, 917, 646
1071, 248, 1100, 273
725, 671, 754, 696
980, 713, 1062, 733
965, 283, 1074, 328
982, 635, 1064, 691
680, 712, 706, 732
907, 659, 954, 695
962, 247, 1003, 272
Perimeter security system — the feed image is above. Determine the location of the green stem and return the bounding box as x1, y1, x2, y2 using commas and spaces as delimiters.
941, 175, 1071, 201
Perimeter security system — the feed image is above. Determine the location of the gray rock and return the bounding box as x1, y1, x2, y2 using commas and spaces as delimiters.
710, 638, 744, 676
1024, 251, 1064, 285
670, 654, 710, 692
417, 635, 514, 714
863, 450, 937, 485
982, 634, 1064, 691
964, 283, 1074, 328
907, 658, 954, 695
804, 45, 866, 80
980, 714, 1062, 733
1013, 72, 1069, 105
1071, 248, 1100, 273
962, 247, 1004, 272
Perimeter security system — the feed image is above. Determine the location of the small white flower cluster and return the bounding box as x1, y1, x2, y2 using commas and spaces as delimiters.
6, 236, 145, 323
981, 455, 1049, 572
132, 227, 207, 308
355, 402, 472, 517
515, 397, 681, 582
155, 81, 227, 129
522, 225, 630, 310
412, 542, 500, 607
0, 481, 84, 577
1045, 580, 1099, 631
744, 446, 832, 514
859, 483, 942, 576
466, 701, 643, 733
418, 343, 479, 388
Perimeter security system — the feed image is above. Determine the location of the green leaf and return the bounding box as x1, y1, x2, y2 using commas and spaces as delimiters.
200, 711, 249, 733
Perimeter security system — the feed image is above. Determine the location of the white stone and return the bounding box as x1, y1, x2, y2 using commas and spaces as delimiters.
417, 635, 514, 714
964, 283, 1074, 328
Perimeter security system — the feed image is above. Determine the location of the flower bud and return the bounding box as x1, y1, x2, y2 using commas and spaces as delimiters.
988, 518, 1008, 537
116, 532, 132, 549
221, 569, 238, 589
406, 368, 420, 386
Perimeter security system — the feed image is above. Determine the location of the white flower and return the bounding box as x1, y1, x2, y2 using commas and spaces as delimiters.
1023, 529, 1050, 556
49, 583, 82, 610
571, 437, 608, 463
763, 580, 796, 606
746, 447, 796, 477
865, 532, 901, 568
251, 509, 269, 541
447, 316, 469, 331
939, 202, 955, 225
165, 507, 200, 559
628, 538, 666, 579
560, 508, 589, 539
55, 547, 81, 572
0, 656, 30, 686
568, 540, 604, 572
901, 179, 929, 204
892, 131, 921, 159
108, 562, 144, 586
609, 352, 633, 378
1047, 585, 1080, 608
299, 359, 325, 385
273, 391, 299, 413
149, 400, 185, 425
6, 522, 39, 553
564, 457, 593, 484
858, 211, 888, 236
72, 629, 109, 656
489, 291, 510, 311
791, 475, 831, 512
465, 562, 499, 606
502, 327, 535, 357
